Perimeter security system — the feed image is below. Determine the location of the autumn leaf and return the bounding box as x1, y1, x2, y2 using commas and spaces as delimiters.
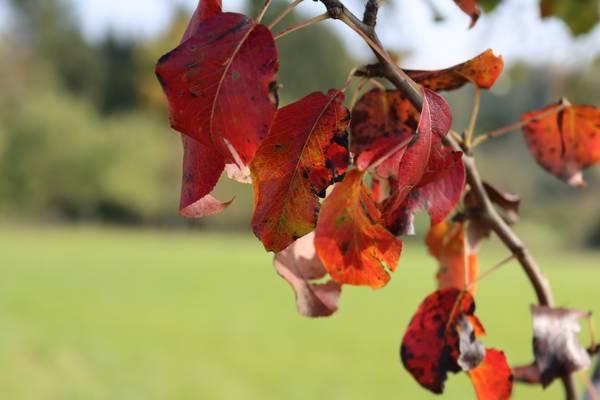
314, 170, 402, 288
155, 11, 279, 166
531, 305, 592, 387
522, 101, 600, 187
383, 89, 456, 231
452, 0, 481, 28
400, 288, 475, 393
273, 232, 342, 318
456, 314, 486, 371
350, 89, 418, 177
405, 49, 504, 92
541, 0, 600, 36
251, 90, 350, 252
176, 0, 230, 218
426, 221, 479, 295
180, 135, 231, 217
469, 349, 513, 400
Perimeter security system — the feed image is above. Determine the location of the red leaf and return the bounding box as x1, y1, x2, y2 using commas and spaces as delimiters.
531, 305, 591, 386
180, 135, 231, 217
522, 102, 600, 187
314, 170, 402, 288
406, 49, 504, 91
468, 349, 513, 400
177, 0, 230, 218
155, 12, 279, 165
426, 221, 479, 295
350, 89, 418, 177
401, 288, 475, 393
451, 0, 481, 28
383, 89, 454, 230
273, 232, 342, 317
251, 90, 350, 252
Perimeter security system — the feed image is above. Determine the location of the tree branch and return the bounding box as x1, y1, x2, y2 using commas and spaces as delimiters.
318, 0, 579, 397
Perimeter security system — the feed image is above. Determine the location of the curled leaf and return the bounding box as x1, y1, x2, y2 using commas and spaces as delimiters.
452, 0, 481, 27
522, 101, 600, 187
180, 135, 231, 217
274, 233, 341, 318
531, 305, 592, 386
469, 349, 513, 400
251, 90, 350, 252
400, 288, 475, 393
426, 221, 479, 295
155, 11, 279, 165
314, 170, 402, 288
406, 49, 503, 92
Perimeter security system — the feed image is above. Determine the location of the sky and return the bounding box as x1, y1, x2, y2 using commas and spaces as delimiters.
2, 0, 600, 70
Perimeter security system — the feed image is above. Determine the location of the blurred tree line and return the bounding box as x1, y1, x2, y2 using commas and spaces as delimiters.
1, 0, 599, 246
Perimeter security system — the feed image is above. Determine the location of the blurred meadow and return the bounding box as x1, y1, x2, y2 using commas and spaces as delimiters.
1, 0, 600, 399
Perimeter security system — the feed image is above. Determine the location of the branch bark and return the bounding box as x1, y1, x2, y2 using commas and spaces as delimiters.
318, 0, 579, 398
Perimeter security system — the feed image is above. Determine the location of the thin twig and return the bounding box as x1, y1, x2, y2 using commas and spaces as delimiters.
256, 0, 273, 24
467, 254, 515, 291
268, 0, 304, 29
274, 13, 329, 40
464, 86, 480, 150
472, 102, 568, 147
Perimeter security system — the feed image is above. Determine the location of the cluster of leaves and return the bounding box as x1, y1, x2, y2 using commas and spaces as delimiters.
155, 0, 600, 398
452, 0, 600, 35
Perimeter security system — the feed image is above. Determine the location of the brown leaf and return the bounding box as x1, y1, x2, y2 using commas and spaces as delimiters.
531, 305, 592, 386
273, 233, 341, 317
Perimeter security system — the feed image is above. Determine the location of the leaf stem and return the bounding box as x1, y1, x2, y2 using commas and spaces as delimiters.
464, 86, 480, 150
274, 13, 329, 40
268, 0, 304, 29
472, 102, 568, 148
256, 0, 273, 24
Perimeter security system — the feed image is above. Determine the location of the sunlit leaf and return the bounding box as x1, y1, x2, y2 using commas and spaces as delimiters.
469, 349, 513, 400
273, 232, 342, 317
251, 90, 350, 252
314, 170, 402, 288
406, 50, 504, 92
522, 101, 600, 187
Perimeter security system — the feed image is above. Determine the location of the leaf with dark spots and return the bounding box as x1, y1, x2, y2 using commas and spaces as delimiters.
468, 349, 513, 400
179, 135, 232, 217
451, 0, 481, 28
251, 90, 350, 252
273, 232, 342, 318
383, 89, 454, 230
531, 305, 591, 387
401, 288, 475, 393
540, 0, 600, 36
314, 170, 402, 288
426, 221, 479, 295
155, 11, 279, 166
406, 50, 504, 92
522, 101, 600, 187
350, 89, 418, 177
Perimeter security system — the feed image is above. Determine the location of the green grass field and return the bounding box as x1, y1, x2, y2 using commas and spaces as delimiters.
0, 226, 599, 399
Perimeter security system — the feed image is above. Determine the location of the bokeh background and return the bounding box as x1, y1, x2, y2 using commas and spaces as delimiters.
1, 0, 600, 398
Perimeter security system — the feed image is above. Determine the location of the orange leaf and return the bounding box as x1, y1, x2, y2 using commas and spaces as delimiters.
468, 349, 513, 400
426, 221, 479, 295
251, 90, 350, 252
406, 49, 504, 92
522, 102, 600, 187
314, 170, 402, 288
